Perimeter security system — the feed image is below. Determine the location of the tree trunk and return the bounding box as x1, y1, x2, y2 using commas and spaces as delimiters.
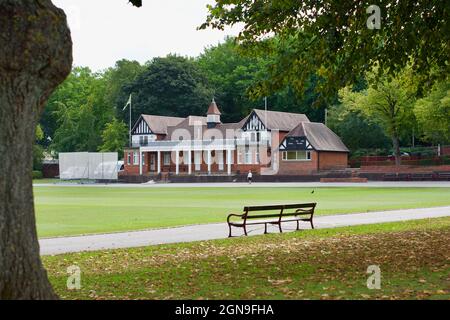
0, 0, 72, 299
392, 135, 401, 166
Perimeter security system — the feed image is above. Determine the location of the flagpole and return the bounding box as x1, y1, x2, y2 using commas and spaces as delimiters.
129, 93, 132, 147
264, 97, 268, 131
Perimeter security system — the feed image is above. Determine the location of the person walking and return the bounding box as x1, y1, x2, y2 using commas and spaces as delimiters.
247, 170, 253, 184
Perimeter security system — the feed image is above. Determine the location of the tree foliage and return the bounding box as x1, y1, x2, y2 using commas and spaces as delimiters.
202, 0, 449, 98
197, 37, 335, 122
103, 59, 146, 116
49, 67, 113, 153
327, 104, 391, 152
339, 69, 417, 164
99, 118, 129, 157
33, 125, 45, 171
414, 80, 450, 144
197, 37, 261, 122
120, 55, 214, 123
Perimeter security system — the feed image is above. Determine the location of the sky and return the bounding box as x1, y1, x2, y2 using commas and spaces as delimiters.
53, 0, 242, 71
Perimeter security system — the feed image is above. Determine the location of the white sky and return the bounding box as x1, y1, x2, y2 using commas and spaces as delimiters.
53, 0, 242, 71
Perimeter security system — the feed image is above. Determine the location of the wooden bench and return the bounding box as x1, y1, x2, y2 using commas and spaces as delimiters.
227, 203, 317, 237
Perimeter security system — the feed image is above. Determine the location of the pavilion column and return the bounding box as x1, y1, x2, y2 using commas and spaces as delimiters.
227, 149, 232, 176
157, 151, 161, 174
139, 149, 143, 175
188, 150, 192, 175
175, 151, 180, 175
207, 150, 212, 174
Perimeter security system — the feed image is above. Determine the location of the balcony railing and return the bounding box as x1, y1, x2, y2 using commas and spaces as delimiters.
130, 138, 271, 149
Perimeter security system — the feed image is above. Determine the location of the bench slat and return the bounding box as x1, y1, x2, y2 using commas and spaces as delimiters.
244, 203, 316, 211
283, 203, 316, 209
244, 205, 284, 211
244, 211, 313, 220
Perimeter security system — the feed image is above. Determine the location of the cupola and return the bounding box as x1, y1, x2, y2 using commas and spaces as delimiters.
206, 98, 221, 128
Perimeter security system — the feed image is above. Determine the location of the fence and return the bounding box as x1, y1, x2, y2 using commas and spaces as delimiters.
349, 145, 450, 168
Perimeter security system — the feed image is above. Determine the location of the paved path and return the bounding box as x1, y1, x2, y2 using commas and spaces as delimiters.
34, 181, 450, 188
39, 206, 450, 256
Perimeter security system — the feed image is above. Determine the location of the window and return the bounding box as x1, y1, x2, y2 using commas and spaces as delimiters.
127, 152, 131, 165
245, 146, 252, 164
237, 148, 244, 165
133, 151, 139, 165
139, 136, 149, 146
163, 152, 171, 165
282, 151, 312, 161
142, 153, 145, 165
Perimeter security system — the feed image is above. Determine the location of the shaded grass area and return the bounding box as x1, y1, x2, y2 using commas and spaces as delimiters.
35, 186, 450, 237
33, 178, 60, 184
44, 217, 450, 300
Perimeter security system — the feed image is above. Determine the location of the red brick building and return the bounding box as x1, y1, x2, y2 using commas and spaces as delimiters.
123, 100, 349, 177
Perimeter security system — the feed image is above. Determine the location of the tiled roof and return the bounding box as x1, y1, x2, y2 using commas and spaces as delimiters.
287, 122, 349, 152
141, 115, 185, 135
207, 100, 221, 115
253, 109, 310, 131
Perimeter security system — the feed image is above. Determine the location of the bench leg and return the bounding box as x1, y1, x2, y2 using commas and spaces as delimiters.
243, 225, 248, 236
296, 220, 300, 231
310, 220, 315, 230
264, 223, 268, 234
279, 223, 283, 233
228, 224, 232, 238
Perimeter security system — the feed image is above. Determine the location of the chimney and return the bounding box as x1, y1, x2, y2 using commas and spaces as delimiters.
207, 98, 221, 128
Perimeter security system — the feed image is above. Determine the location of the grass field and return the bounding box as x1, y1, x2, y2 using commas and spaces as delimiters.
34, 186, 450, 238
44, 217, 450, 300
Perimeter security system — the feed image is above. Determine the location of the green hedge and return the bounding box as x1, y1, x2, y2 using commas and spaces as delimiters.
442, 156, 450, 165
32, 170, 43, 179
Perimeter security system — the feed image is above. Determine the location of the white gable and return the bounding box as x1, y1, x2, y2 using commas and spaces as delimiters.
243, 112, 266, 132
132, 118, 152, 135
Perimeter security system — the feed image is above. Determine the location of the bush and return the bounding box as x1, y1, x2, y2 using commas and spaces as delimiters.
350, 148, 390, 158
32, 170, 43, 179
33, 144, 44, 171
442, 156, 450, 165
419, 159, 435, 166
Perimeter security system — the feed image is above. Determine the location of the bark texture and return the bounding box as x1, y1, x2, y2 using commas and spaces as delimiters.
0, 0, 72, 299
392, 135, 401, 166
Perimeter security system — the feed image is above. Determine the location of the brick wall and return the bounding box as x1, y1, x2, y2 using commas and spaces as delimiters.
278, 151, 319, 175
318, 152, 348, 170
277, 151, 349, 174
123, 149, 149, 175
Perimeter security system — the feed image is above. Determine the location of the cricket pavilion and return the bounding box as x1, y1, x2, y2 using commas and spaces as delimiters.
123, 100, 349, 179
